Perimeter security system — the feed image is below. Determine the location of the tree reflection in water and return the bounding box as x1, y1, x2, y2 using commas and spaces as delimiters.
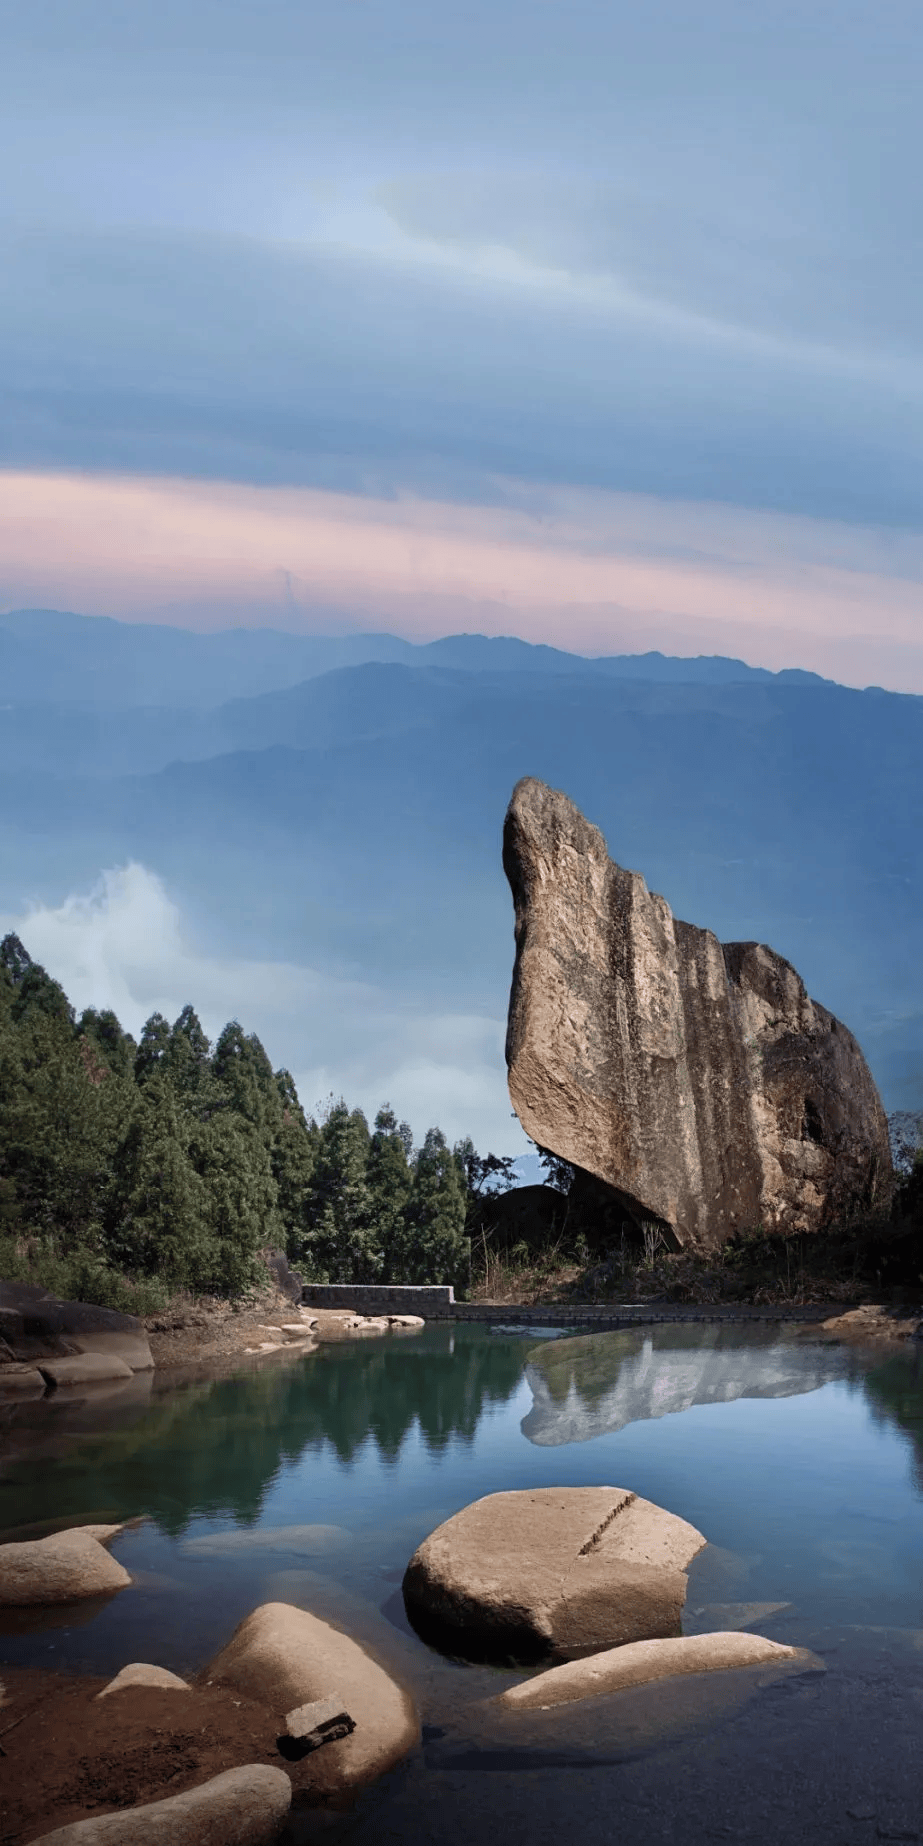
0, 1328, 526, 1538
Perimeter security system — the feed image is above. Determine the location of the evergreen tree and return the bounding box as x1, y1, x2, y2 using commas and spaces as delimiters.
391, 1126, 470, 1288
303, 1100, 375, 1282
367, 1104, 413, 1279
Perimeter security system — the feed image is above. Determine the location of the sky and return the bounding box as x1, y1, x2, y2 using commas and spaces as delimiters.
1, 1, 921, 1152
1, 0, 922, 689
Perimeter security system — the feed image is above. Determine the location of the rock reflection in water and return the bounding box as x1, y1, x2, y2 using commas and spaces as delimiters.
521, 1326, 856, 1446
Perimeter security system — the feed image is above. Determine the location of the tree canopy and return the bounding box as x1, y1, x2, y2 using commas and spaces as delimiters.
0, 933, 512, 1305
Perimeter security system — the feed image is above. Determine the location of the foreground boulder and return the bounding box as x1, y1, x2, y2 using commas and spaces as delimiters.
402, 1486, 705, 1663
96, 1663, 190, 1697
0, 1525, 131, 1605
204, 1602, 418, 1790
503, 776, 892, 1250
498, 1631, 808, 1710
25, 1763, 291, 1845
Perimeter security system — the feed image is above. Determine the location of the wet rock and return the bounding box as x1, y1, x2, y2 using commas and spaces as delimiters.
205, 1601, 418, 1790
498, 1630, 809, 1709
96, 1662, 191, 1697
503, 776, 892, 1250
38, 1354, 135, 1387
0, 1526, 131, 1605
25, 1762, 292, 1844
0, 1364, 46, 1395
403, 1486, 705, 1663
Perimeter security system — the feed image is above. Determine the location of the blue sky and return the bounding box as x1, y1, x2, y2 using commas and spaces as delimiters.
1, 0, 922, 686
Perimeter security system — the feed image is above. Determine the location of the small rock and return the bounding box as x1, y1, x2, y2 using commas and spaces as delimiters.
280, 1693, 356, 1756
285, 1693, 352, 1736
498, 1631, 811, 1709
0, 1526, 131, 1606
96, 1662, 190, 1697
25, 1762, 292, 1844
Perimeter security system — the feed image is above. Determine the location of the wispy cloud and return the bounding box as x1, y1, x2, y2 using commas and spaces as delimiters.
0, 864, 523, 1154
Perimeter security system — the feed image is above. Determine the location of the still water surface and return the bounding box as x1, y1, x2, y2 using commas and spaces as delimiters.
3, 1323, 923, 1842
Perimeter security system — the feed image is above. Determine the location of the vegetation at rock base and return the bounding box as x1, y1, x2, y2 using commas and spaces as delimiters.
0, 934, 496, 1307
467, 1156, 923, 1308
2, 930, 920, 1315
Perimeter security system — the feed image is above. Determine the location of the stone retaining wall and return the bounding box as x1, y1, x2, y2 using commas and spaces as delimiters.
300, 1286, 854, 1327
301, 1285, 456, 1312
430, 1302, 847, 1327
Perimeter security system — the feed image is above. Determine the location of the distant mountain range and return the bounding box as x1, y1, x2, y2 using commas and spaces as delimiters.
1, 607, 920, 1115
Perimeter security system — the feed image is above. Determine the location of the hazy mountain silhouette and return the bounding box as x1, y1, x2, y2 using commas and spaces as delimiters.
1, 614, 920, 1109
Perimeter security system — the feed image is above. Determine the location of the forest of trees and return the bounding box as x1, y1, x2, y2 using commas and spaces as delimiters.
0, 933, 513, 1309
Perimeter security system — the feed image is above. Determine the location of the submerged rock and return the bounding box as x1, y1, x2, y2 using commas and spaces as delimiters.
204, 1602, 418, 1790
25, 1762, 292, 1845
0, 1525, 131, 1606
498, 1630, 810, 1710
402, 1486, 705, 1663
503, 776, 892, 1250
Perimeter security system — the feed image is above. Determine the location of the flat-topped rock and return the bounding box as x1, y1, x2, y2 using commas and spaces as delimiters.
205, 1601, 418, 1790
403, 1486, 705, 1663
0, 1526, 131, 1605
25, 1762, 292, 1845
503, 777, 892, 1250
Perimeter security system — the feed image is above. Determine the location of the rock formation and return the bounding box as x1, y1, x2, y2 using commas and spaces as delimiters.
503, 777, 892, 1251
205, 1602, 419, 1791
0, 1524, 132, 1605
402, 1486, 705, 1663
497, 1630, 810, 1711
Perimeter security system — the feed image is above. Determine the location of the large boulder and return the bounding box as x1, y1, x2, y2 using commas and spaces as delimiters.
24, 1763, 291, 1845
204, 1602, 418, 1790
0, 1284, 154, 1372
402, 1486, 705, 1663
0, 1525, 131, 1605
498, 1631, 808, 1710
503, 776, 892, 1251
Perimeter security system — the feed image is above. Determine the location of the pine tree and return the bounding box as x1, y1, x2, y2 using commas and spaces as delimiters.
391, 1126, 470, 1288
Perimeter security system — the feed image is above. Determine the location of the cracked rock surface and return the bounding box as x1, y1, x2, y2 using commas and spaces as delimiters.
402, 1486, 705, 1662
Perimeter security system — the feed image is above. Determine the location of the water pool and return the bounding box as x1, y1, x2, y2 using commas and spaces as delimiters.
2, 1322, 922, 1843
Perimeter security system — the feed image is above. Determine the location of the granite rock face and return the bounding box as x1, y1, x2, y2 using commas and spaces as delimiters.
403, 1486, 705, 1663
503, 777, 892, 1251
205, 1602, 419, 1790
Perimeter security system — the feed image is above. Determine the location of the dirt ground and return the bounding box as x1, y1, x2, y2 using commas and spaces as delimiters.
0, 1668, 336, 1844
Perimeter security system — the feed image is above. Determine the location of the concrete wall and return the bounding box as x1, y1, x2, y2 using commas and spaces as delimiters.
301, 1284, 455, 1313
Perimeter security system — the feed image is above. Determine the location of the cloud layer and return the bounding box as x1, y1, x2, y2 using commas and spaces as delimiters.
3, 470, 922, 689
1, 865, 523, 1156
